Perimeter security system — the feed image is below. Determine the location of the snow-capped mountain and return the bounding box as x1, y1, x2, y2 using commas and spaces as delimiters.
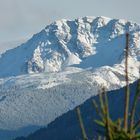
0, 16, 140, 140
0, 16, 140, 77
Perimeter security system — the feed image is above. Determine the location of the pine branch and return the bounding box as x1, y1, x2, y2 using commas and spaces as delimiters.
76, 107, 88, 140
124, 33, 130, 132
130, 79, 140, 134
103, 88, 113, 140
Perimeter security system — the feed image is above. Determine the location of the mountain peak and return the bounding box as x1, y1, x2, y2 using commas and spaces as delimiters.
0, 16, 140, 77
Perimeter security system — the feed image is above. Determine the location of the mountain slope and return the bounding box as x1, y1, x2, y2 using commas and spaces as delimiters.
0, 39, 27, 56
14, 81, 140, 140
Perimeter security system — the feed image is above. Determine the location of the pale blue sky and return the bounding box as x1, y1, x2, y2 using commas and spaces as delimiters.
0, 0, 139, 42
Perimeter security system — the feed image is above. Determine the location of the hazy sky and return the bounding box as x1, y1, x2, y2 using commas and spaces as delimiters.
0, 0, 139, 43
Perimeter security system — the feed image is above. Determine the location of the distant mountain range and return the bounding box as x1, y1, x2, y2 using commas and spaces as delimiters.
0, 16, 140, 140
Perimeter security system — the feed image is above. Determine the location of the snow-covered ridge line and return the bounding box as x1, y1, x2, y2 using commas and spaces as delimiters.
0, 38, 28, 55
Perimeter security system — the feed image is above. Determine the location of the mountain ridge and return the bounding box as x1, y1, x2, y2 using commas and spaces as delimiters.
0, 16, 140, 140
